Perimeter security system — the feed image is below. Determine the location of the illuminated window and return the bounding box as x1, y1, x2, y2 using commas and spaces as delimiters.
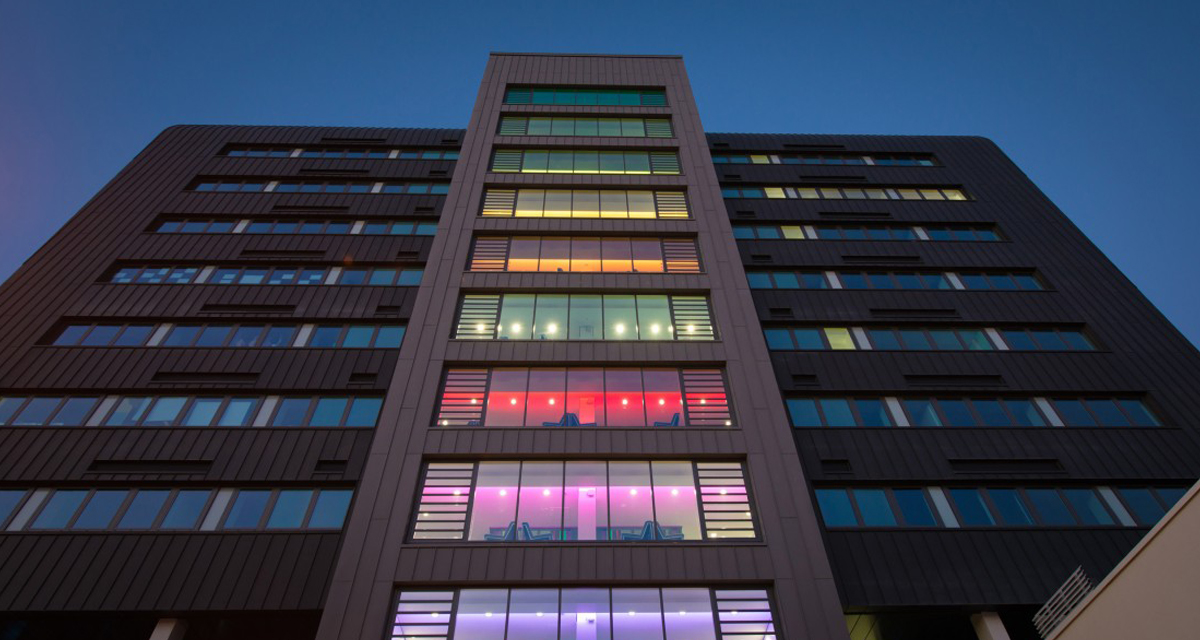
499, 116, 673, 138
722, 185, 968, 200
434, 368, 732, 427
491, 150, 681, 175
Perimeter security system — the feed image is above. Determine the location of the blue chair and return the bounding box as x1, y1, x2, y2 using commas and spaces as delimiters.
653, 413, 681, 427
484, 521, 517, 541
620, 520, 657, 541
542, 414, 569, 427
655, 522, 685, 541
521, 522, 555, 541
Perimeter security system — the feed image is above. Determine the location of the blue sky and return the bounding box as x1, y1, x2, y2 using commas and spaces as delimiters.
2, 0, 1198, 343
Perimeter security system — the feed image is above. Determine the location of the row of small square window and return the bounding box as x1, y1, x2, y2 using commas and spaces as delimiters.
190, 180, 450, 194
747, 270, 1044, 291
732, 224, 1000, 242
0, 487, 351, 532
225, 147, 458, 160
764, 326, 1095, 352
712, 153, 937, 166
53, 322, 405, 349
0, 395, 383, 428
786, 396, 1160, 428
503, 86, 667, 106
816, 485, 1186, 529
108, 265, 423, 286
722, 185, 969, 201
154, 218, 437, 236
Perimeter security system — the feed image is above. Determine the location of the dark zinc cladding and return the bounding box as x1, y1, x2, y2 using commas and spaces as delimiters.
815, 486, 1187, 529
53, 322, 405, 349
391, 588, 776, 640
154, 218, 437, 236
786, 396, 1160, 428
0, 395, 383, 428
503, 86, 667, 106
435, 368, 733, 427
0, 487, 352, 532
412, 461, 756, 541
454, 294, 715, 341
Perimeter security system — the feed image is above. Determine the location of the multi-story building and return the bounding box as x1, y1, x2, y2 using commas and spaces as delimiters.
0, 53, 1195, 640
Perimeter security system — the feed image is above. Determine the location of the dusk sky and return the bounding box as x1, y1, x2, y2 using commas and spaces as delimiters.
2, 0, 1198, 343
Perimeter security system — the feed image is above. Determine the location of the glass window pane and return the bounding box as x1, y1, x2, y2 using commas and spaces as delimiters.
272, 397, 312, 426
508, 238, 541, 271
855, 399, 892, 427
142, 397, 187, 426
652, 462, 701, 539
117, 490, 169, 529
1119, 399, 1160, 426
160, 490, 210, 529
854, 489, 896, 526
266, 489, 313, 529
571, 237, 602, 272
898, 330, 931, 350
179, 397, 221, 426
894, 489, 936, 526
72, 490, 127, 529
599, 191, 627, 218
868, 329, 901, 350
603, 295, 638, 340
598, 118, 622, 136
516, 189, 545, 217
1005, 399, 1046, 427
31, 490, 88, 529
631, 239, 663, 273
974, 400, 1011, 426
627, 191, 655, 218
643, 370, 682, 426
54, 325, 90, 345
825, 328, 856, 350
48, 397, 98, 425
904, 399, 942, 427
609, 462, 654, 540
342, 326, 374, 348
1003, 330, 1037, 351
375, 326, 405, 348
1061, 331, 1094, 350
988, 488, 1034, 525
819, 398, 856, 427
544, 191, 573, 217
960, 330, 993, 350
533, 295, 569, 340
940, 399, 976, 426
949, 489, 995, 526
636, 296, 672, 340
1118, 488, 1165, 525
1032, 330, 1067, 350
163, 325, 201, 346
563, 463, 608, 541
308, 489, 352, 528
786, 398, 820, 426
80, 325, 120, 346
310, 397, 349, 427
663, 588, 716, 640
1053, 400, 1096, 426
568, 295, 603, 340
605, 368, 645, 426
517, 462, 563, 540
1027, 489, 1076, 525
525, 369, 567, 427
508, 589, 560, 640
1157, 488, 1187, 508
1064, 489, 1114, 525
218, 398, 258, 426
195, 325, 232, 347
566, 369, 605, 427
929, 330, 963, 350
498, 294, 535, 340
104, 397, 152, 426
764, 329, 793, 350
13, 397, 59, 426
774, 272, 800, 289
454, 589, 510, 639
223, 490, 271, 529
228, 325, 265, 347
468, 462, 520, 541
345, 398, 382, 427
816, 489, 857, 526
539, 238, 570, 271
561, 588, 613, 640
485, 369, 528, 426
1087, 399, 1129, 426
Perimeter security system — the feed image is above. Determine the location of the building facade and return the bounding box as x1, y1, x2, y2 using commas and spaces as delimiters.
0, 53, 1196, 640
